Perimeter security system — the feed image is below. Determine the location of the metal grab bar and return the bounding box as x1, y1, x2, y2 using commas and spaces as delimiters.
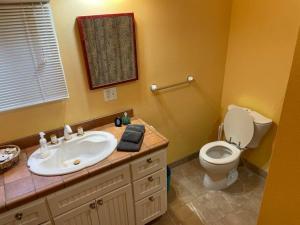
150, 75, 194, 92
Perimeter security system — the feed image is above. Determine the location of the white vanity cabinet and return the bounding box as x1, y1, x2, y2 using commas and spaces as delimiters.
0, 148, 167, 225
49, 149, 167, 225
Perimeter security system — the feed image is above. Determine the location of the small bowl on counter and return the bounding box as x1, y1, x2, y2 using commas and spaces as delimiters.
0, 145, 20, 173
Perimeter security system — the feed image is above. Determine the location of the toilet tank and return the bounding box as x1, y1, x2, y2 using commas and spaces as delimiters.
227, 105, 272, 148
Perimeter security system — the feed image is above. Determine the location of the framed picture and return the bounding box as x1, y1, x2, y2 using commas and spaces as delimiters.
77, 13, 138, 89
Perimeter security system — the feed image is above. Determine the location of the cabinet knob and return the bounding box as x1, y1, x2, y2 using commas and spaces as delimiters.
147, 158, 153, 163
15, 213, 23, 220
89, 202, 96, 209
148, 176, 154, 182
97, 199, 103, 205
149, 196, 155, 202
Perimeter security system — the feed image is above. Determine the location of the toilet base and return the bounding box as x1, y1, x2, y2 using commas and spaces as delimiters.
203, 169, 238, 190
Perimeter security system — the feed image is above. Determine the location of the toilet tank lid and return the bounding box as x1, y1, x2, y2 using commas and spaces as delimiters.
249, 111, 272, 124
228, 104, 250, 112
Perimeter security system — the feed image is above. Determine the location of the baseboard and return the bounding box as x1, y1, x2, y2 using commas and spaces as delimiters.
168, 151, 268, 178
168, 152, 198, 168
241, 157, 268, 178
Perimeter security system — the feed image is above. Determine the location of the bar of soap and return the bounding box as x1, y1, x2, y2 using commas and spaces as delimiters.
0, 154, 9, 162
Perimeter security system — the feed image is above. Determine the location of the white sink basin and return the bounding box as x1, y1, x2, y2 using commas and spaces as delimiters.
28, 131, 117, 176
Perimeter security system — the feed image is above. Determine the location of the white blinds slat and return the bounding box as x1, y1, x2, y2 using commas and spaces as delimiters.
1, 27, 54, 33
0, 1, 49, 6
0, 3, 68, 112
0, 50, 61, 58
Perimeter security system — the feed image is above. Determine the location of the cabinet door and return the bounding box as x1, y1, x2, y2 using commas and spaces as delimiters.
96, 184, 135, 225
0, 199, 49, 225
54, 201, 99, 225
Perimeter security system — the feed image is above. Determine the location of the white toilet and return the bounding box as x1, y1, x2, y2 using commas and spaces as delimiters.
199, 105, 272, 190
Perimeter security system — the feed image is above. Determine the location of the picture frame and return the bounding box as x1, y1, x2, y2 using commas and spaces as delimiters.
77, 13, 138, 89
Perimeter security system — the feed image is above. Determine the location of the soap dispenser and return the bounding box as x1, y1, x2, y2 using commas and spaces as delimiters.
122, 112, 131, 125
39, 132, 49, 159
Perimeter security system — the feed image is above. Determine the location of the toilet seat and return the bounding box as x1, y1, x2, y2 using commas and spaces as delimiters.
200, 141, 240, 165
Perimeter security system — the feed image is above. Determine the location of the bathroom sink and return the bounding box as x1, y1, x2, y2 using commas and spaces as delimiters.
27, 131, 117, 176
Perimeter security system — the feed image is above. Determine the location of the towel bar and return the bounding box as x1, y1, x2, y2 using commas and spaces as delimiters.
150, 75, 194, 92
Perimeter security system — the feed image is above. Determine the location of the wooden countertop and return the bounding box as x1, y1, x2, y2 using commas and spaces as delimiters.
0, 119, 169, 212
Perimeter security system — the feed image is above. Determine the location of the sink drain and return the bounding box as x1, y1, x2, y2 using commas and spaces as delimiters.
73, 159, 81, 165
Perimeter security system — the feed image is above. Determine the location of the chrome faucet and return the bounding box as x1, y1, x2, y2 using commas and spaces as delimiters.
64, 125, 73, 140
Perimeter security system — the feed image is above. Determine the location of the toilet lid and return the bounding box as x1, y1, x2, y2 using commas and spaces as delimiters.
224, 108, 254, 148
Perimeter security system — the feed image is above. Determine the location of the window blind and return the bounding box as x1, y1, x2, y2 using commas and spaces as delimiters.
0, 2, 68, 112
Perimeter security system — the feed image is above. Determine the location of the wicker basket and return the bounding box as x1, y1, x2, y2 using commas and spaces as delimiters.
0, 145, 20, 173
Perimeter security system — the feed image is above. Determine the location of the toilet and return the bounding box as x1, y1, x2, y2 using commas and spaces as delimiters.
199, 105, 272, 190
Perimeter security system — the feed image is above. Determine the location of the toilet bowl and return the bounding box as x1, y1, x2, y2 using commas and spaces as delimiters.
199, 105, 272, 190
199, 141, 241, 190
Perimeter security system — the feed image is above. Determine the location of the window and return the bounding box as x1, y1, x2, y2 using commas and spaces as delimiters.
0, 1, 68, 112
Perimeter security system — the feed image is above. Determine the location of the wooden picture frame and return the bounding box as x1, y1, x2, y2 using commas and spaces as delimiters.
77, 13, 138, 89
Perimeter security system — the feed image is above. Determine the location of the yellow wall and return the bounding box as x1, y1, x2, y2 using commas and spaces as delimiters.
0, 0, 232, 163
257, 29, 300, 225
221, 0, 300, 171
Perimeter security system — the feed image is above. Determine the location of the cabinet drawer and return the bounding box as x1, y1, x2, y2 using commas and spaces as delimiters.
133, 169, 166, 201
135, 189, 167, 225
131, 150, 166, 181
0, 198, 49, 225
48, 164, 130, 217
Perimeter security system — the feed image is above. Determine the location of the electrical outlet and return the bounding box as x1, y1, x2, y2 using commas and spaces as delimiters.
103, 87, 117, 101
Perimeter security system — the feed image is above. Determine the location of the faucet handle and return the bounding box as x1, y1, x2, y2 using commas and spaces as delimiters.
64, 125, 73, 141
50, 134, 58, 145
77, 126, 84, 136
64, 125, 72, 134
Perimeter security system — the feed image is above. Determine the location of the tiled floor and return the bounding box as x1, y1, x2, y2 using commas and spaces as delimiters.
149, 158, 265, 225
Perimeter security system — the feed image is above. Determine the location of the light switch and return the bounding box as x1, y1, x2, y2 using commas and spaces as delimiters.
103, 87, 117, 101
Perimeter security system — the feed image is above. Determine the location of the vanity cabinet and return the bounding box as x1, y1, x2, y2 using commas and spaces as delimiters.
0, 149, 167, 225
50, 149, 166, 225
